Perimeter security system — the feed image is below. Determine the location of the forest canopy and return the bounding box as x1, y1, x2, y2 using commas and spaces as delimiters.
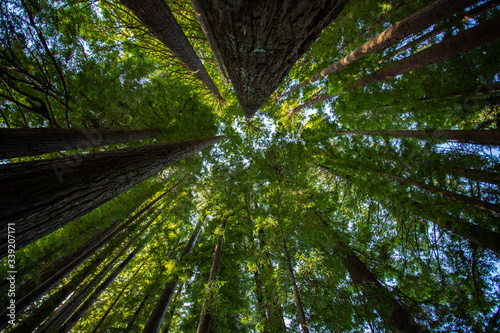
1, 0, 499, 332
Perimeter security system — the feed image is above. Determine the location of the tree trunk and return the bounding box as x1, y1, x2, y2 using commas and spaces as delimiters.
124, 283, 155, 333
197, 219, 227, 333
0, 127, 163, 159
91, 263, 145, 333
119, 0, 222, 100
333, 239, 425, 333
379, 170, 500, 214
292, 16, 500, 112
0, 175, 187, 327
162, 281, 185, 333
38, 210, 163, 333
0, 136, 225, 257
190, 0, 227, 82
282, 240, 310, 333
394, 0, 499, 56
337, 129, 500, 145
142, 218, 203, 333
281, 0, 480, 98
195, 0, 347, 118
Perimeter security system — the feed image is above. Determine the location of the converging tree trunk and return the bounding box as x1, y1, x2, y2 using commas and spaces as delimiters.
335, 129, 500, 146
197, 219, 227, 333
292, 16, 500, 112
91, 263, 145, 333
142, 218, 204, 333
282, 239, 310, 333
195, 0, 347, 118
281, 0, 480, 98
0, 127, 163, 159
0, 136, 225, 257
120, 0, 222, 100
378, 170, 500, 214
333, 238, 426, 333
190, 0, 227, 81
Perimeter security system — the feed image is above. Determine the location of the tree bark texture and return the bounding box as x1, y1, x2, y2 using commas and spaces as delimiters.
0, 127, 163, 159
282, 0, 480, 97
293, 16, 500, 112
195, 0, 347, 118
337, 129, 500, 145
120, 0, 222, 100
334, 240, 425, 333
0, 136, 225, 257
197, 219, 226, 333
142, 218, 203, 333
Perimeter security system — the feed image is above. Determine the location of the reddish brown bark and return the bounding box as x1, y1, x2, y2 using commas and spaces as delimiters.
195, 0, 347, 118
0, 127, 163, 159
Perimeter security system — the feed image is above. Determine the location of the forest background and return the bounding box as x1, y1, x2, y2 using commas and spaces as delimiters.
0, 0, 499, 332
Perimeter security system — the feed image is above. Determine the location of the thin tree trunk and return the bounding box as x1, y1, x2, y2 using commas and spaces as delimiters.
0, 127, 163, 159
292, 16, 500, 112
124, 283, 155, 333
340, 1, 405, 52
379, 170, 500, 214
318, 164, 500, 253
38, 208, 164, 333
332, 238, 425, 333
336, 129, 500, 145
281, 0, 480, 98
59, 217, 167, 333
162, 281, 185, 333
197, 219, 227, 333
120, 0, 222, 100
91, 263, 145, 333
190, 0, 227, 82
142, 218, 204, 333
394, 0, 500, 56
282, 240, 310, 333
195, 0, 347, 118
0, 136, 225, 257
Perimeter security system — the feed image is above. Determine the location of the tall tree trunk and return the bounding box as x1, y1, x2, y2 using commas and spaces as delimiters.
0, 127, 163, 159
142, 218, 204, 333
281, 0, 480, 98
378, 170, 500, 214
332, 238, 425, 333
318, 164, 500, 254
162, 281, 185, 333
195, 0, 347, 118
335, 129, 500, 145
124, 280, 157, 333
90, 263, 145, 333
340, 1, 405, 52
37, 208, 164, 333
394, 0, 500, 56
292, 16, 500, 112
0, 175, 186, 328
190, 0, 227, 82
282, 240, 310, 333
0, 136, 225, 257
197, 219, 227, 333
59, 216, 167, 333
119, 0, 222, 100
